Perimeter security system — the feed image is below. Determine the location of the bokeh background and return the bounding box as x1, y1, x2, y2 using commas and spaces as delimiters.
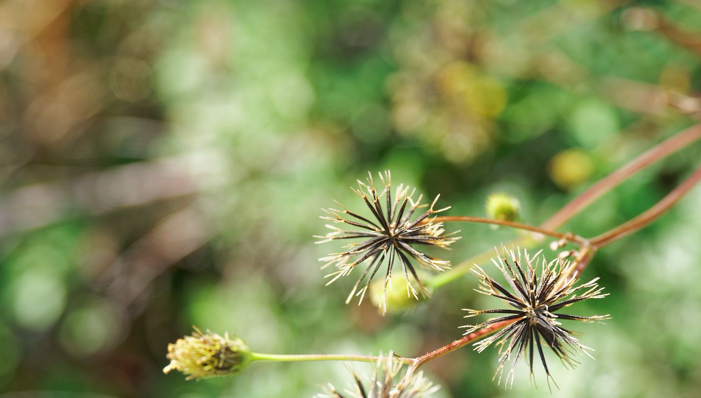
2, 0, 701, 397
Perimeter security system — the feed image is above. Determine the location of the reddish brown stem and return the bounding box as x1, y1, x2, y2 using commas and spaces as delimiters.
590, 162, 701, 248
558, 244, 596, 286
417, 126, 701, 369
542, 124, 701, 230
430, 125, 701, 289
432, 216, 583, 244
412, 319, 517, 370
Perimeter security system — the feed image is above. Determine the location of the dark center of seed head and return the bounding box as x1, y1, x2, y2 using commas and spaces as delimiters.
525, 307, 538, 324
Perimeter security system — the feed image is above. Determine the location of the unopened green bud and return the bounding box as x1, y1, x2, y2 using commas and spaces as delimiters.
369, 277, 432, 314
485, 193, 520, 222
164, 326, 251, 380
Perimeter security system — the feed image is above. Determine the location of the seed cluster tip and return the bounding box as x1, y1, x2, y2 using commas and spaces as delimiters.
316, 171, 460, 313
461, 247, 610, 389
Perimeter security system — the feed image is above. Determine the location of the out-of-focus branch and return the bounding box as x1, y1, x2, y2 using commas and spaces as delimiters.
674, 0, 701, 12
623, 7, 701, 57
101, 206, 214, 312
0, 157, 198, 238
598, 77, 701, 117
476, 3, 701, 117
517, 0, 627, 45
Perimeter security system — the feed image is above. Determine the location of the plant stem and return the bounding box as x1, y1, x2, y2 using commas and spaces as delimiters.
426, 217, 584, 288
542, 123, 701, 230
249, 320, 518, 370
427, 124, 701, 289
590, 162, 701, 248
426, 237, 528, 288
250, 163, 701, 372
273, 126, 701, 372
250, 352, 414, 365
432, 216, 583, 243
558, 244, 596, 285
416, 134, 701, 370
411, 319, 517, 370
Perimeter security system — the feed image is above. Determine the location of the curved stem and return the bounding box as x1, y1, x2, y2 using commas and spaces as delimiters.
432, 216, 583, 243
427, 124, 701, 289
273, 127, 701, 371
250, 352, 414, 365
427, 217, 584, 288
558, 244, 596, 287
590, 162, 701, 248
411, 319, 517, 370
542, 123, 701, 230
427, 236, 529, 288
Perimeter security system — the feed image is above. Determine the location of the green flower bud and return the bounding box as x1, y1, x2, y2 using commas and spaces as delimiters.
369, 277, 432, 314
485, 193, 520, 222
164, 326, 251, 380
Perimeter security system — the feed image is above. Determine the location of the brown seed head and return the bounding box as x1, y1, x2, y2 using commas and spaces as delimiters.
462, 247, 610, 389
316, 171, 460, 313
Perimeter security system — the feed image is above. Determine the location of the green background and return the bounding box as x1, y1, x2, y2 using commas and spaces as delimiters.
1, 0, 701, 397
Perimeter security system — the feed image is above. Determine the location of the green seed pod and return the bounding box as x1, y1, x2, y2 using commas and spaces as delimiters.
369, 276, 432, 314
164, 326, 252, 380
485, 193, 520, 222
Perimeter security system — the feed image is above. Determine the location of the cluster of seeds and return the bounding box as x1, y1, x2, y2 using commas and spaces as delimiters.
316, 171, 459, 312
462, 248, 610, 388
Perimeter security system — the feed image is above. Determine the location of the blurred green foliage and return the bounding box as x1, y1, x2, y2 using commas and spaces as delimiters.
1, 0, 701, 397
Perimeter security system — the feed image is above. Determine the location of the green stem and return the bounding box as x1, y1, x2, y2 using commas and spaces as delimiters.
427, 236, 531, 289
250, 352, 414, 365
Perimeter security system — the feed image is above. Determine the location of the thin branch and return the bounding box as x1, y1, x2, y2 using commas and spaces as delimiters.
559, 245, 596, 285
411, 319, 518, 370
432, 216, 584, 244
0, 156, 197, 238
248, 320, 517, 370
250, 352, 414, 365
590, 162, 701, 248
542, 124, 701, 230
426, 237, 528, 288
271, 129, 701, 372
428, 124, 701, 289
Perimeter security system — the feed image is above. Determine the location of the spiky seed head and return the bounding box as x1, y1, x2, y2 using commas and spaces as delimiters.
461, 247, 610, 390
485, 193, 520, 222
163, 326, 252, 380
316, 352, 440, 398
316, 171, 460, 314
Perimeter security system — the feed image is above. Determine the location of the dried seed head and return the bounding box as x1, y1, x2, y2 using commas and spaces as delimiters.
317, 352, 439, 398
461, 247, 610, 390
163, 326, 252, 380
485, 193, 520, 222
316, 171, 460, 313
